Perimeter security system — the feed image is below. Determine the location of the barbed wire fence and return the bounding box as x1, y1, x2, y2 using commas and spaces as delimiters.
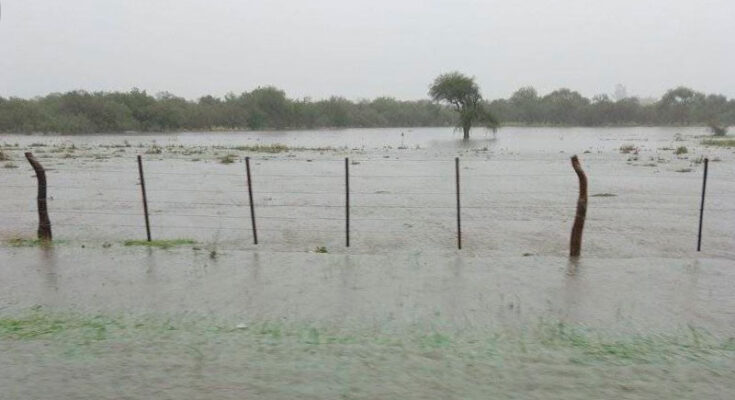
2, 153, 734, 254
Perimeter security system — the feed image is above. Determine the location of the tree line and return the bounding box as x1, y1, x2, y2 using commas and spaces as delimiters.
0, 86, 733, 134
487, 86, 734, 128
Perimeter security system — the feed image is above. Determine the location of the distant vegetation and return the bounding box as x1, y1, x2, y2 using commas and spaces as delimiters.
0, 86, 733, 134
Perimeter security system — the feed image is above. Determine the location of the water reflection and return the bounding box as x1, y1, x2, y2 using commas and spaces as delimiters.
561, 257, 586, 325
39, 243, 58, 292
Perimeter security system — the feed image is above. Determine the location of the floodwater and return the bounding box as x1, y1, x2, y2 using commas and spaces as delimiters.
1, 126, 734, 399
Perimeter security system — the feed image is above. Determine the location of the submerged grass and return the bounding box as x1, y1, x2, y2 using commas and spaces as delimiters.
230, 144, 290, 153
215, 144, 335, 153
5, 238, 53, 248
701, 138, 735, 148
2, 310, 734, 398
123, 239, 196, 249
1, 310, 732, 366
0, 312, 111, 341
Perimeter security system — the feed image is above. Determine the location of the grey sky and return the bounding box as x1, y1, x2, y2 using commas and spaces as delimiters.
1, 0, 733, 100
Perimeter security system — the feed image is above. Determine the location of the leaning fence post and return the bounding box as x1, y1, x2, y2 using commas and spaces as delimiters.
569, 155, 587, 257
456, 157, 462, 250
697, 158, 709, 252
345, 157, 350, 247
24, 152, 52, 241
245, 157, 258, 245
137, 155, 152, 242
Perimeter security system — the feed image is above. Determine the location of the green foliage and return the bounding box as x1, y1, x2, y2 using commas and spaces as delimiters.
2, 85, 735, 134
674, 146, 688, 155
429, 72, 497, 139
489, 86, 735, 127
0, 88, 456, 134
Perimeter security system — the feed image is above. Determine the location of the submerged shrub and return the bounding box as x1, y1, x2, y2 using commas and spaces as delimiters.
219, 154, 237, 164
619, 144, 637, 154
708, 122, 728, 136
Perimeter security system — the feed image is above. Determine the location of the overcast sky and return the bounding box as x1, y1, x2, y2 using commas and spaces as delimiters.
1, 0, 733, 101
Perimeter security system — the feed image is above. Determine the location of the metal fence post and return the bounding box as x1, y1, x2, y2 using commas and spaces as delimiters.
245, 157, 258, 245
345, 157, 350, 247
697, 158, 709, 252
456, 157, 462, 250
137, 155, 151, 242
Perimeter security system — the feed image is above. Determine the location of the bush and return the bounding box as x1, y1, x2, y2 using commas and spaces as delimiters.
619, 144, 637, 154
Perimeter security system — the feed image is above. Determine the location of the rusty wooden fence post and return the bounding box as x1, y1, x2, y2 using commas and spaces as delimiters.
697, 158, 709, 252
137, 155, 152, 242
456, 157, 462, 250
245, 157, 258, 245
24, 152, 52, 241
570, 155, 587, 257
345, 157, 350, 247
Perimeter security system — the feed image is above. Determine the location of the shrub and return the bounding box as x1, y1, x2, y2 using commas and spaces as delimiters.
619, 144, 637, 154
219, 154, 237, 164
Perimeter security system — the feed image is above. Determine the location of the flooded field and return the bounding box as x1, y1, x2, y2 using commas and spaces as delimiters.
1, 127, 734, 399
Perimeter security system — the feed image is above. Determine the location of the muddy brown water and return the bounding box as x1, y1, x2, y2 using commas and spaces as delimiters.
1, 127, 734, 399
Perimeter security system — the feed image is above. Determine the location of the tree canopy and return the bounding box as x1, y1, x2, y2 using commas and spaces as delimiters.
429, 72, 498, 140
1, 85, 734, 134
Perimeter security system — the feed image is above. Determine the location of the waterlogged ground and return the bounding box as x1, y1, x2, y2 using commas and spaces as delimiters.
1, 127, 734, 398
1, 309, 734, 400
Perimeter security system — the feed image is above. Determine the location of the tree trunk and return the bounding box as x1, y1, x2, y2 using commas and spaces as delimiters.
569, 155, 587, 257
462, 124, 470, 140
25, 152, 52, 241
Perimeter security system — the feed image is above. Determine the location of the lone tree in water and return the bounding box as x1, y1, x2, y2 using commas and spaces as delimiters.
429, 72, 498, 140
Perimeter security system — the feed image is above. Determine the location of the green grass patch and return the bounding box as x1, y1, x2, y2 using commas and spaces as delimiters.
123, 239, 196, 249
5, 238, 53, 247
0, 312, 109, 341
701, 138, 735, 148
674, 146, 688, 155
1, 310, 733, 371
